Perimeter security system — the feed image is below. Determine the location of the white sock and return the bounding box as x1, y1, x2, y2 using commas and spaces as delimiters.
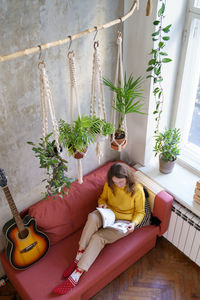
70, 268, 83, 284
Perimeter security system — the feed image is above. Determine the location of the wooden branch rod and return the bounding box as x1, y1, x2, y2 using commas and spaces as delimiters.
0, 0, 138, 63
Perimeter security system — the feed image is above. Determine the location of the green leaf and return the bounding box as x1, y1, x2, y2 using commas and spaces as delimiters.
162, 58, 172, 63
148, 59, 156, 65
152, 38, 158, 42
158, 91, 162, 99
158, 3, 165, 17
51, 159, 60, 164
152, 30, 160, 37
146, 66, 154, 72
158, 41, 165, 48
159, 52, 168, 56
162, 36, 170, 41
146, 75, 153, 79
162, 24, 172, 33
153, 20, 160, 25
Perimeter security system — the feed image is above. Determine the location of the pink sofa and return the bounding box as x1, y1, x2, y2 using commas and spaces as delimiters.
0, 161, 173, 300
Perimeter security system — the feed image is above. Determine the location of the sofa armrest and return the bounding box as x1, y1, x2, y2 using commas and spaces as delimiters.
153, 190, 173, 236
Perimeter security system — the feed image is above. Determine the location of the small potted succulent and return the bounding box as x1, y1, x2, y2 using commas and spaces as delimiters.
27, 133, 73, 198
103, 74, 145, 150
154, 128, 181, 174
59, 115, 114, 159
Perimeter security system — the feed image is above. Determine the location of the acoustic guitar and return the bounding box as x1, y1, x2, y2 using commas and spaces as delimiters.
0, 168, 49, 270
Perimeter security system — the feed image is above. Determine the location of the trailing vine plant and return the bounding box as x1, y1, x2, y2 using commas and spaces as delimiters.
27, 133, 73, 198
146, 0, 172, 134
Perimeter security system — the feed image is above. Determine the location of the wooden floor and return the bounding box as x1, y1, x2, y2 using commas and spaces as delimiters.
91, 237, 200, 300
0, 237, 200, 300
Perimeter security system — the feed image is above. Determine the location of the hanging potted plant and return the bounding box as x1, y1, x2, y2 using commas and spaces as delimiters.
154, 128, 181, 173
103, 73, 145, 150
59, 115, 113, 159
27, 133, 73, 198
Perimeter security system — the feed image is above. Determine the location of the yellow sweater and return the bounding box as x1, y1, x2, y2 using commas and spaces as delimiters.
97, 182, 145, 226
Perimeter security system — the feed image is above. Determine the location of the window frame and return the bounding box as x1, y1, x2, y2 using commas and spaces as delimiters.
171, 0, 200, 175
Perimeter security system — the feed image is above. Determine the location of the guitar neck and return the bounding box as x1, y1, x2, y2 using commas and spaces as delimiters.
2, 186, 25, 234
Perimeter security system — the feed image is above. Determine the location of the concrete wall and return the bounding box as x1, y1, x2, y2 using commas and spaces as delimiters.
0, 0, 124, 275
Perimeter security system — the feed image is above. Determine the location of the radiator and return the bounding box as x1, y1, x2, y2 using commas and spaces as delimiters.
163, 200, 200, 266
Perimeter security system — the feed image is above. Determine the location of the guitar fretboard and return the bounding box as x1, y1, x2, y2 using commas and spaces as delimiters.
3, 186, 25, 233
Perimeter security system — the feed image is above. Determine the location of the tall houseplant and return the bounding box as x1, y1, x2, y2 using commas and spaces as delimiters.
154, 128, 181, 173
103, 74, 144, 149
27, 133, 73, 198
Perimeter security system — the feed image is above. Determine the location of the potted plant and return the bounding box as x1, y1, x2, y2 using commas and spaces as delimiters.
27, 133, 73, 198
59, 115, 114, 159
103, 74, 145, 150
154, 128, 181, 173
91, 116, 115, 142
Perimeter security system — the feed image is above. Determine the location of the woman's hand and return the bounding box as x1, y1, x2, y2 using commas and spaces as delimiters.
98, 204, 107, 209
127, 222, 135, 233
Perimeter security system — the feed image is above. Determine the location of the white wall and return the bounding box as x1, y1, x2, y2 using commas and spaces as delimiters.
122, 0, 188, 167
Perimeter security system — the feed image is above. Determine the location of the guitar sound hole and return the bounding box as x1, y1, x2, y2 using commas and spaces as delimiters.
18, 228, 29, 239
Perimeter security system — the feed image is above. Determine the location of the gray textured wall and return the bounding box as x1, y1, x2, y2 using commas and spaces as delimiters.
0, 0, 123, 274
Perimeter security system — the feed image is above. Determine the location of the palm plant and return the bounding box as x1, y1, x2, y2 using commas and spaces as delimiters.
103, 74, 145, 134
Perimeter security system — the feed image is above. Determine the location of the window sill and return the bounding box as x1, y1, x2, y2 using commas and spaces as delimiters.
134, 161, 200, 218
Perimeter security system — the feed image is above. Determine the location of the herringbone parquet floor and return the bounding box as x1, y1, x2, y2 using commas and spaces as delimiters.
91, 237, 200, 300
0, 237, 199, 300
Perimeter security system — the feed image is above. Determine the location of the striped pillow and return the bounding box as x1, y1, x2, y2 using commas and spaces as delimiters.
136, 187, 151, 229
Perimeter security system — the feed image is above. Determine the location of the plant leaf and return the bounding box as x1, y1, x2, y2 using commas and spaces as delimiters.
158, 3, 165, 17
162, 58, 172, 63
153, 20, 160, 25
152, 30, 160, 37
162, 24, 172, 33
162, 36, 170, 41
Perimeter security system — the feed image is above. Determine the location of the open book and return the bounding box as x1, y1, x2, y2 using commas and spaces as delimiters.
96, 207, 130, 233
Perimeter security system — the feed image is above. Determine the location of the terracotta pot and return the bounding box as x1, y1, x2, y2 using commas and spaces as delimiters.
159, 154, 176, 174
73, 147, 88, 159
110, 132, 127, 151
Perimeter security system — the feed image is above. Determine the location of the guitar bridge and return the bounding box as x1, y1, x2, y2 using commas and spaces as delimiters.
20, 241, 38, 253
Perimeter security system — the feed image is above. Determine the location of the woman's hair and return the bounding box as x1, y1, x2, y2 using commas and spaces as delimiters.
107, 163, 136, 195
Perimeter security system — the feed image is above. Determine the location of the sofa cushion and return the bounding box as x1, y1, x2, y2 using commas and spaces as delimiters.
28, 161, 115, 245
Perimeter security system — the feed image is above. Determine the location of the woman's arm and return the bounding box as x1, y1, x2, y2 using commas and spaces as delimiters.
97, 182, 109, 208
131, 184, 145, 226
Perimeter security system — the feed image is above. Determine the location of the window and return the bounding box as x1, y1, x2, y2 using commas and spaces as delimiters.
173, 0, 200, 173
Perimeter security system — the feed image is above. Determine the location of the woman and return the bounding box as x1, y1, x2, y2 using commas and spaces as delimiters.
53, 163, 145, 295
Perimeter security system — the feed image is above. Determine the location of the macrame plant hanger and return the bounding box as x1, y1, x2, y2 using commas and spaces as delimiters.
67, 50, 84, 184
110, 32, 128, 152
90, 39, 107, 164
38, 61, 60, 154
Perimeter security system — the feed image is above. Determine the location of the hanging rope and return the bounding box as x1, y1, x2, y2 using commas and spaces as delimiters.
90, 41, 107, 163
110, 32, 127, 152
67, 51, 84, 184
38, 61, 60, 153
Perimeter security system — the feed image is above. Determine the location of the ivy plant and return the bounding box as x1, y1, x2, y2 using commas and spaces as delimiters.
27, 133, 73, 198
146, 0, 172, 134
